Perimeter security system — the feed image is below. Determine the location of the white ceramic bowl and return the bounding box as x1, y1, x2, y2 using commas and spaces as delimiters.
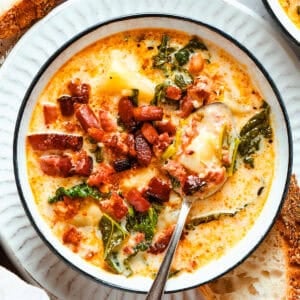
13, 14, 293, 293
263, 0, 300, 45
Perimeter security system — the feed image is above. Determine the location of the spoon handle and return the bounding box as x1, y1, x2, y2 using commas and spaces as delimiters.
146, 198, 192, 300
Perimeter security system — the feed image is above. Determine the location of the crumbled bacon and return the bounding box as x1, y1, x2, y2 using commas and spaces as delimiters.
87, 163, 115, 187
165, 85, 182, 101
53, 196, 81, 220
163, 160, 187, 187
187, 75, 214, 105
133, 105, 163, 121
135, 133, 152, 167
105, 133, 129, 155
179, 95, 194, 118
68, 78, 90, 103
71, 150, 93, 177
126, 134, 137, 157
146, 177, 171, 202
39, 154, 72, 177
99, 110, 117, 132
141, 122, 159, 145
183, 175, 206, 195
43, 104, 58, 125
28, 133, 83, 151
153, 132, 173, 156
62, 227, 82, 247
126, 188, 151, 212
87, 127, 105, 143
155, 121, 176, 136
118, 97, 136, 131
148, 226, 174, 254
188, 52, 204, 75
75, 104, 100, 132
203, 167, 226, 185
99, 192, 128, 220
57, 95, 74, 116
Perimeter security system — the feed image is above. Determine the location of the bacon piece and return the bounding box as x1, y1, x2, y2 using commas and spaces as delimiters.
187, 75, 214, 105
63, 227, 82, 247
180, 95, 194, 118
126, 134, 136, 157
75, 104, 100, 132
165, 85, 182, 101
39, 154, 72, 177
141, 122, 159, 145
113, 157, 132, 172
126, 188, 150, 212
204, 167, 226, 185
135, 133, 152, 167
133, 105, 163, 121
154, 133, 172, 152
71, 150, 93, 177
105, 134, 129, 155
155, 121, 176, 136
163, 160, 187, 187
99, 110, 117, 132
28, 133, 83, 151
53, 196, 81, 220
68, 78, 90, 103
118, 97, 136, 131
188, 52, 204, 75
100, 192, 128, 220
148, 227, 174, 254
43, 104, 58, 125
57, 95, 74, 116
146, 177, 171, 202
87, 127, 105, 142
183, 175, 206, 196
87, 163, 115, 187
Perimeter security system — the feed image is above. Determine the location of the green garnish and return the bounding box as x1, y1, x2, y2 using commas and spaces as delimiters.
126, 207, 159, 241
238, 102, 272, 168
48, 182, 107, 203
174, 48, 190, 66
100, 214, 128, 258
152, 35, 176, 69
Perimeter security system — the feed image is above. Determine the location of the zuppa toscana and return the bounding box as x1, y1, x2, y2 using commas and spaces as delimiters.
26, 29, 274, 277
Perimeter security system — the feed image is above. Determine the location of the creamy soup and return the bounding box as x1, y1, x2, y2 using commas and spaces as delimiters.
279, 0, 300, 28
27, 29, 274, 277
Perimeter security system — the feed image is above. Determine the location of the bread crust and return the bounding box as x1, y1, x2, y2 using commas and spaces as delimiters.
199, 175, 300, 300
278, 175, 300, 299
0, 0, 59, 39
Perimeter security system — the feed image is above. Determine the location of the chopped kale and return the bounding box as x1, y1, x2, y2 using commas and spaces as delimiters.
48, 182, 108, 203
152, 35, 176, 69
99, 214, 128, 259
126, 206, 159, 241
238, 102, 272, 168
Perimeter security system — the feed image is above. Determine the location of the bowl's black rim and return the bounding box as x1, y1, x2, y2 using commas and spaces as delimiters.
262, 0, 300, 47
13, 13, 293, 294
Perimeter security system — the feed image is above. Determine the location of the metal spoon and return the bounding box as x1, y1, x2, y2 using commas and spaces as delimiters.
146, 102, 236, 299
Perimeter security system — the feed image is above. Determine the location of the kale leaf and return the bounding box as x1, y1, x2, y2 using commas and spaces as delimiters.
48, 182, 108, 203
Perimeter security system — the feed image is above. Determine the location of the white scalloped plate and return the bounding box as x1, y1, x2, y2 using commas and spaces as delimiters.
0, 0, 299, 299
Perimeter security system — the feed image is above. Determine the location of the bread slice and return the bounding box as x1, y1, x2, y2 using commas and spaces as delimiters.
0, 0, 60, 39
199, 175, 300, 300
